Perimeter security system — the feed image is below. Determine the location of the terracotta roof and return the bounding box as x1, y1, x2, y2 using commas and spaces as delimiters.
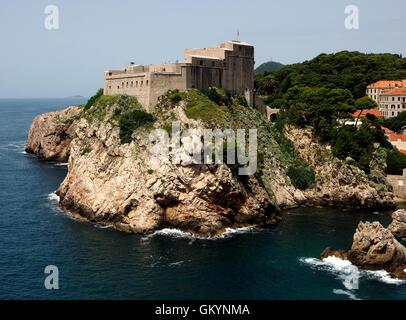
352, 109, 383, 118
371, 126, 394, 134
400, 150, 406, 155
390, 134, 406, 142
367, 80, 406, 88
382, 88, 406, 96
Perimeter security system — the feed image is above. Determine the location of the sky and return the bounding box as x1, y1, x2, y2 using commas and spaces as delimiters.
0, 0, 405, 98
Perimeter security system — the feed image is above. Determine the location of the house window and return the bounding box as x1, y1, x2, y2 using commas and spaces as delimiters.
146, 80, 149, 86
212, 61, 215, 67
141, 81, 143, 87
131, 81, 133, 87
200, 60, 203, 66
136, 81, 138, 87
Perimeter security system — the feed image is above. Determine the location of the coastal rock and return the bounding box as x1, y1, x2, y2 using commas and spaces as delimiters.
321, 221, 406, 278
25, 106, 81, 162
284, 125, 395, 210
26, 93, 396, 236
55, 106, 278, 237
388, 209, 406, 239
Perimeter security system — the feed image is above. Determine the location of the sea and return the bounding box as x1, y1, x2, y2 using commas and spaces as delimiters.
1, 98, 406, 300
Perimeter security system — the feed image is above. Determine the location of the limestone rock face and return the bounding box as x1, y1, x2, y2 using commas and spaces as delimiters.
284, 126, 395, 210
25, 106, 81, 162
55, 111, 278, 237
26, 98, 396, 237
321, 221, 406, 278
388, 209, 406, 239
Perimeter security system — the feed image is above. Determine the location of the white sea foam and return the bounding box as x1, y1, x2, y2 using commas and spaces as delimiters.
141, 226, 258, 241
169, 260, 186, 267
47, 191, 60, 202
300, 256, 406, 291
300, 256, 360, 290
54, 162, 68, 166
333, 289, 360, 300
364, 270, 406, 285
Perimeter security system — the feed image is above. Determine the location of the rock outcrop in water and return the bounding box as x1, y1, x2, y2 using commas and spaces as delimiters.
321, 221, 406, 278
25, 90, 396, 236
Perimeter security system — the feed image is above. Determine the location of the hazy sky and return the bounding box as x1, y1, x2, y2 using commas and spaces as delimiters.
1, 0, 405, 98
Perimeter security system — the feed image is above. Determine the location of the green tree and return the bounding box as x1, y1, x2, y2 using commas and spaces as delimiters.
354, 96, 378, 126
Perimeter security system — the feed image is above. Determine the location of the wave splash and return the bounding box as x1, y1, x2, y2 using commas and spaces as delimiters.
300, 256, 360, 290
141, 226, 259, 242
300, 256, 406, 298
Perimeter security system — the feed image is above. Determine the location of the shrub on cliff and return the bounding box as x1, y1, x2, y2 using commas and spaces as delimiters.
202, 87, 232, 107
119, 109, 157, 144
84, 88, 103, 111
287, 165, 315, 190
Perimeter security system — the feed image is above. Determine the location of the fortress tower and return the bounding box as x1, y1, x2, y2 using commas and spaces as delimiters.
104, 41, 255, 111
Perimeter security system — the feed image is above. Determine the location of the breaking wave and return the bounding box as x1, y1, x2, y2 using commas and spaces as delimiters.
141, 226, 259, 242
300, 255, 406, 298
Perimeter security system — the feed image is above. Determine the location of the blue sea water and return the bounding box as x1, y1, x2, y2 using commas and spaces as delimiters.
1, 98, 406, 300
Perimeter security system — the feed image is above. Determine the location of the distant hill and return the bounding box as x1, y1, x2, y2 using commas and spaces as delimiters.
255, 61, 285, 74
67, 95, 85, 99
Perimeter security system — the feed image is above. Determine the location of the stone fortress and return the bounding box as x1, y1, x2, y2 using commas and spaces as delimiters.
104, 41, 255, 111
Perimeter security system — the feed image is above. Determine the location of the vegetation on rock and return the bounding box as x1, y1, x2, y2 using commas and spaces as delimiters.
255, 51, 406, 175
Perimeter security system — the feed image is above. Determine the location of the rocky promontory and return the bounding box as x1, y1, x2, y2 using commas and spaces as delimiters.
25, 106, 81, 162
25, 90, 396, 236
321, 210, 406, 278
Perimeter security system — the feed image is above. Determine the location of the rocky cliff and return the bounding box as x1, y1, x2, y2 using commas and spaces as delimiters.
25, 106, 81, 162
25, 90, 396, 236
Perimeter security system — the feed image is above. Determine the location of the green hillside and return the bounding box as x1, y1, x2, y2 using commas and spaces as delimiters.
255, 51, 406, 100
254, 51, 406, 175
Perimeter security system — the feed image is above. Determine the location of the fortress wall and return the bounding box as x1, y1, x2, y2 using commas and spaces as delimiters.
147, 63, 182, 73
184, 47, 228, 63
186, 66, 223, 91
104, 73, 150, 108
148, 68, 188, 111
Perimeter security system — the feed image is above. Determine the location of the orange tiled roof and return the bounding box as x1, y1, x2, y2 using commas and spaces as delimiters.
400, 150, 406, 155
367, 80, 406, 88
382, 88, 406, 96
390, 134, 406, 142
371, 126, 394, 134
352, 109, 383, 118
